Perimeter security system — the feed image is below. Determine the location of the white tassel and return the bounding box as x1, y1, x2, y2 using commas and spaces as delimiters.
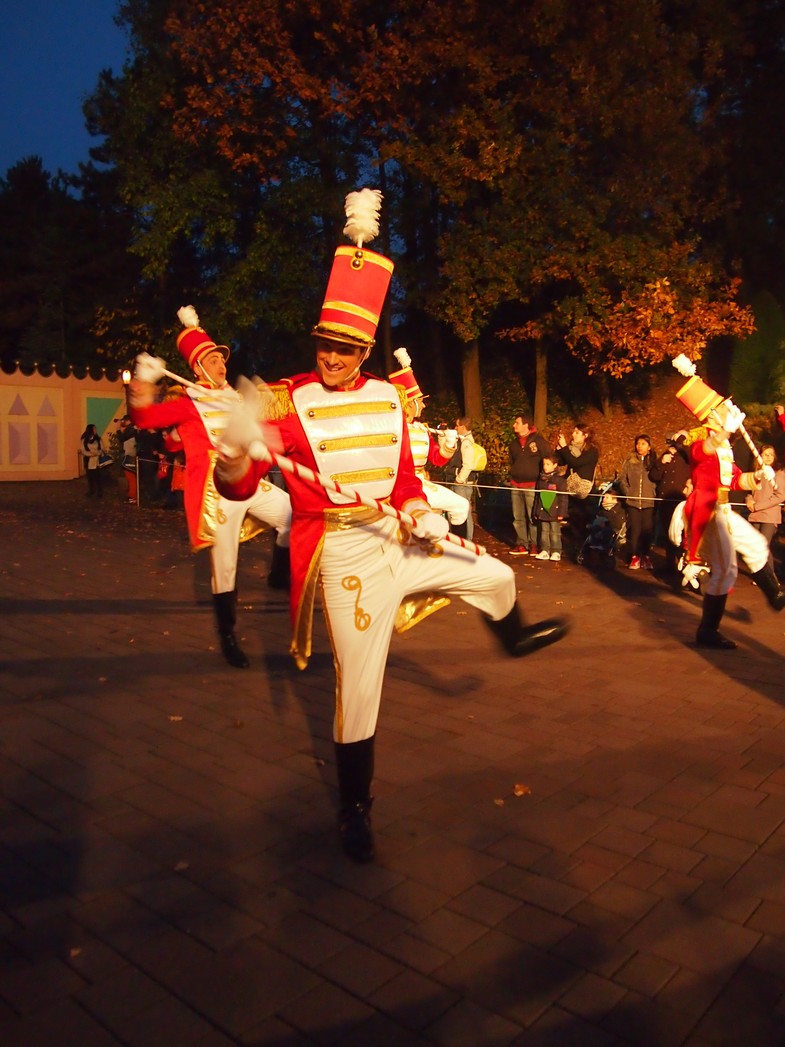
177, 305, 200, 329
393, 347, 411, 369
672, 353, 696, 378
343, 188, 383, 248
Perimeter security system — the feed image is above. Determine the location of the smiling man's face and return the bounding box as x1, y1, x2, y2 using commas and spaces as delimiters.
315, 339, 368, 388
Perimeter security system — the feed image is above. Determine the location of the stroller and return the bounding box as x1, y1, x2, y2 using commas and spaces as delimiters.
577, 481, 627, 567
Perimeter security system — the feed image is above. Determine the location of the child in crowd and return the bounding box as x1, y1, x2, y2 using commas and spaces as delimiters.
533, 455, 568, 561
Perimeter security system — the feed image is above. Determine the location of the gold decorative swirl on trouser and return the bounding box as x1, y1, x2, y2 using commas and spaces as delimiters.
342, 576, 371, 631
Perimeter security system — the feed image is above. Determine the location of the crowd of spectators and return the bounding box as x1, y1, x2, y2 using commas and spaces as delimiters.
105, 400, 785, 586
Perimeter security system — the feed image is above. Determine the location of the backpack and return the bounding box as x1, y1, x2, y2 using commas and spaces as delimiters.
472, 442, 487, 472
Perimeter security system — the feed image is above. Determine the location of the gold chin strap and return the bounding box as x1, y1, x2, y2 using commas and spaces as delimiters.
195, 363, 221, 390
342, 346, 372, 387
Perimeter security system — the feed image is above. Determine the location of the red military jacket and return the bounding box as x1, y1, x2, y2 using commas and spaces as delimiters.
130, 384, 265, 551
216, 370, 427, 667
684, 436, 745, 563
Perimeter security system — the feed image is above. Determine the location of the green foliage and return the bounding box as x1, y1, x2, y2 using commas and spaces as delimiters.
729, 291, 785, 404
471, 371, 529, 476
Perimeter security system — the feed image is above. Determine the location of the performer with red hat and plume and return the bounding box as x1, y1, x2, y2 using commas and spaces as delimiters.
672, 354, 785, 648
387, 346, 471, 537
127, 309, 292, 668
213, 189, 569, 863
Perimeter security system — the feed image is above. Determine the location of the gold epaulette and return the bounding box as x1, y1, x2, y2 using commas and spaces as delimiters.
391, 382, 408, 413
252, 378, 295, 421
684, 426, 708, 446
163, 383, 187, 402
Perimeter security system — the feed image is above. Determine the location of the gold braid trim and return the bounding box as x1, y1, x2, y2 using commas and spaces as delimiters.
255, 380, 296, 422
290, 530, 326, 670
395, 593, 451, 634
683, 425, 708, 447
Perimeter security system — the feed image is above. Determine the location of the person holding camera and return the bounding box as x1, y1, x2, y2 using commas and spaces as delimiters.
649, 432, 691, 574
509, 415, 552, 555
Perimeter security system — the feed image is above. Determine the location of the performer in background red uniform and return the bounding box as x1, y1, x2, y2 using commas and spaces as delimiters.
675, 369, 785, 648
129, 309, 291, 668
387, 346, 471, 537
214, 189, 568, 862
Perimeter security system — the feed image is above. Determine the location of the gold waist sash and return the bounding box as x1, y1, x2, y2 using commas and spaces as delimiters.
324, 503, 387, 530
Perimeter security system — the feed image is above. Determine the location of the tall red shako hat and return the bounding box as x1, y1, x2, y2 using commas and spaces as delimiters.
175, 305, 230, 372
672, 353, 727, 424
388, 346, 424, 403
312, 188, 394, 348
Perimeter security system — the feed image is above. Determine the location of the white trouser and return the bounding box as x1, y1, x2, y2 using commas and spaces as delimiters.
701, 503, 769, 595
421, 478, 470, 525
211, 482, 291, 593
319, 515, 516, 743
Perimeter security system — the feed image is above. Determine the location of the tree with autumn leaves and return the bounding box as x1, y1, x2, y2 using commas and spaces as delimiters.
79, 0, 777, 419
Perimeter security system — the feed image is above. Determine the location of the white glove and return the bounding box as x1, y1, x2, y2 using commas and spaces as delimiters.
440, 428, 458, 450
411, 510, 449, 541
134, 352, 167, 383
218, 381, 269, 462
757, 464, 776, 484
713, 400, 745, 434
680, 561, 709, 591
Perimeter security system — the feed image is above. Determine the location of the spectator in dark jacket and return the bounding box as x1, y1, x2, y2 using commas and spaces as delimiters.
649, 431, 691, 574
619, 434, 657, 569
509, 414, 553, 555
556, 422, 600, 555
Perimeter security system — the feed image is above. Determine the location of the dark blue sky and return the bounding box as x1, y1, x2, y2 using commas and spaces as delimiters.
0, 1, 128, 177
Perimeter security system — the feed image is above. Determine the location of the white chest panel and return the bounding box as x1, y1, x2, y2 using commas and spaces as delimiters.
717, 444, 735, 486
409, 422, 430, 471
294, 380, 403, 504
189, 386, 239, 447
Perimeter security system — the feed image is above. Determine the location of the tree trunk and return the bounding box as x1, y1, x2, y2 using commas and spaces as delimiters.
462, 339, 483, 423
533, 341, 548, 430
597, 372, 612, 417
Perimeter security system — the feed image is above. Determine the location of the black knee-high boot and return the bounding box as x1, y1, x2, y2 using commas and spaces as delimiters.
267, 543, 291, 591
751, 563, 785, 611
212, 590, 250, 668
334, 736, 375, 863
696, 593, 736, 649
484, 603, 569, 657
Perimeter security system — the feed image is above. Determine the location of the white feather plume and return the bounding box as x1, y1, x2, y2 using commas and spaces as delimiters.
343, 188, 383, 247
672, 353, 696, 378
177, 305, 200, 329
393, 347, 411, 369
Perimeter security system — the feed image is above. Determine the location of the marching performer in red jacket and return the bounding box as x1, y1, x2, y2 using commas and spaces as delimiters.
214, 189, 568, 863
673, 358, 785, 648
387, 346, 471, 537
129, 309, 291, 668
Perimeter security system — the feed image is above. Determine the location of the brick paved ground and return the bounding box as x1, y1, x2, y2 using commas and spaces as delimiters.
2, 477, 785, 1046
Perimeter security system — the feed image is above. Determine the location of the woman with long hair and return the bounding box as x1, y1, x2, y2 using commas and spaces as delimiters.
619, 434, 658, 569
556, 422, 600, 554
80, 423, 104, 498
